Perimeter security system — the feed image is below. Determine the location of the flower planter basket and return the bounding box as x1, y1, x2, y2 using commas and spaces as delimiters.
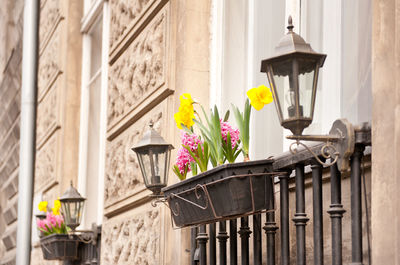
40, 234, 79, 260
162, 159, 277, 228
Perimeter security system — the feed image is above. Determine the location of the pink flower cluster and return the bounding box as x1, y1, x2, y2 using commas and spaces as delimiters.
175, 133, 202, 174
37, 213, 64, 232
220, 121, 240, 148
181, 132, 202, 151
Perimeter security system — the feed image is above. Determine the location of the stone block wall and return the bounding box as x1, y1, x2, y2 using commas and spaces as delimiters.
0, 0, 24, 264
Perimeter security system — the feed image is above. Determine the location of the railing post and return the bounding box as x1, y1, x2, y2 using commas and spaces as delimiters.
328, 163, 346, 265
197, 225, 209, 265
279, 173, 290, 265
217, 221, 229, 265
350, 144, 365, 265
253, 214, 262, 265
311, 161, 324, 265
264, 175, 277, 265
209, 223, 216, 265
191, 227, 198, 265
238, 217, 251, 265
293, 164, 309, 265
229, 219, 238, 265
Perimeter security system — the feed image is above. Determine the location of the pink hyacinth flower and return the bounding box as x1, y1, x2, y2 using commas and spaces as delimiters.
220, 121, 240, 148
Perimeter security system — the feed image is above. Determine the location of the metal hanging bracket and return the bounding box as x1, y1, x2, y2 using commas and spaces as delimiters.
287, 119, 355, 172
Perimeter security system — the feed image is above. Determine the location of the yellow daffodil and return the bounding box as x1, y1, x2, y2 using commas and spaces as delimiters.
52, 199, 61, 215
174, 93, 195, 129
38, 201, 48, 212
246, 85, 273, 111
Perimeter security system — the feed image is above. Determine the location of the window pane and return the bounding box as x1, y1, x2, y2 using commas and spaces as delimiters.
85, 72, 101, 227
90, 15, 103, 77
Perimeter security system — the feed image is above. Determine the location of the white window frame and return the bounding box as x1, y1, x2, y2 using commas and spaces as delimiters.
78, 0, 109, 228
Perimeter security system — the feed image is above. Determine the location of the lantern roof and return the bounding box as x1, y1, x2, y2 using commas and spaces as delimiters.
261, 16, 326, 73
59, 181, 86, 202
131, 123, 174, 151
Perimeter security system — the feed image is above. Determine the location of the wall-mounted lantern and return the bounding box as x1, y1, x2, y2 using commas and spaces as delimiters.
132, 123, 174, 197
59, 182, 86, 231
261, 16, 326, 136
261, 16, 354, 170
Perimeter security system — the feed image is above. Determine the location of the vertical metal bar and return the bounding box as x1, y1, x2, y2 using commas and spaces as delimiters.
351, 144, 365, 265
229, 219, 238, 265
209, 223, 216, 265
328, 163, 346, 265
253, 214, 262, 265
191, 227, 198, 265
264, 174, 278, 265
217, 221, 229, 265
311, 162, 324, 265
292, 164, 309, 265
197, 225, 209, 265
279, 173, 290, 265
238, 217, 251, 265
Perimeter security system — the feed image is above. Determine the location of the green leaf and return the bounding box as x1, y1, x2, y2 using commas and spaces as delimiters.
223, 110, 230, 122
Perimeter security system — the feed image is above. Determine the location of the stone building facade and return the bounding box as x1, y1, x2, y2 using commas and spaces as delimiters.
0, 0, 24, 264
0, 0, 399, 264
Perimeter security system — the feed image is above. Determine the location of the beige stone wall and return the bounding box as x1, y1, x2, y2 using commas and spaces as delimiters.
0, 0, 24, 264
31, 0, 83, 264
372, 0, 400, 263
101, 0, 211, 264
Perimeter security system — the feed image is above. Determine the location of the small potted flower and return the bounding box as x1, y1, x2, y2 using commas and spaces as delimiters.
36, 199, 79, 260
163, 86, 277, 227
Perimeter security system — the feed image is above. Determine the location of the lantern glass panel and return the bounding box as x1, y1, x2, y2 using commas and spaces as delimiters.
61, 202, 71, 224
268, 57, 319, 121
136, 145, 170, 189
61, 200, 85, 228
137, 150, 152, 186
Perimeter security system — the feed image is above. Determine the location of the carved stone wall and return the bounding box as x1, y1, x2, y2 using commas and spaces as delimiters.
39, 0, 62, 51
108, 8, 167, 130
109, 0, 153, 51
38, 25, 61, 101
36, 79, 60, 146
104, 102, 165, 208
101, 208, 160, 265
35, 132, 58, 192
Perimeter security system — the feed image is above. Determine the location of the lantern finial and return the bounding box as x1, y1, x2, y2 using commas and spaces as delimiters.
287, 16, 294, 32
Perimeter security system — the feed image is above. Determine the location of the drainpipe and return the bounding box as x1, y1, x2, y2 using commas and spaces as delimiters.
16, 0, 39, 264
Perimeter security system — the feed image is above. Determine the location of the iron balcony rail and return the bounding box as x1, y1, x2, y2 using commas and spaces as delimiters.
188, 123, 371, 265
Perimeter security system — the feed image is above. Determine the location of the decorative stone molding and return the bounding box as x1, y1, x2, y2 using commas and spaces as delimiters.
39, 0, 63, 52
109, 0, 152, 50
35, 131, 58, 192
109, 0, 168, 58
104, 104, 164, 208
107, 8, 168, 131
38, 25, 62, 102
101, 209, 160, 264
36, 81, 60, 148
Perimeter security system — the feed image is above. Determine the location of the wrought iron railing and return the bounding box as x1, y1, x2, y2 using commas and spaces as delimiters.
188, 123, 371, 265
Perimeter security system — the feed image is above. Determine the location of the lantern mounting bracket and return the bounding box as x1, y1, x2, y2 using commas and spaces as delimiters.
67, 222, 98, 245
286, 119, 355, 172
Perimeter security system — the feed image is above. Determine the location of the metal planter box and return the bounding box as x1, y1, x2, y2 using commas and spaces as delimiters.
162, 159, 276, 228
40, 234, 79, 260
